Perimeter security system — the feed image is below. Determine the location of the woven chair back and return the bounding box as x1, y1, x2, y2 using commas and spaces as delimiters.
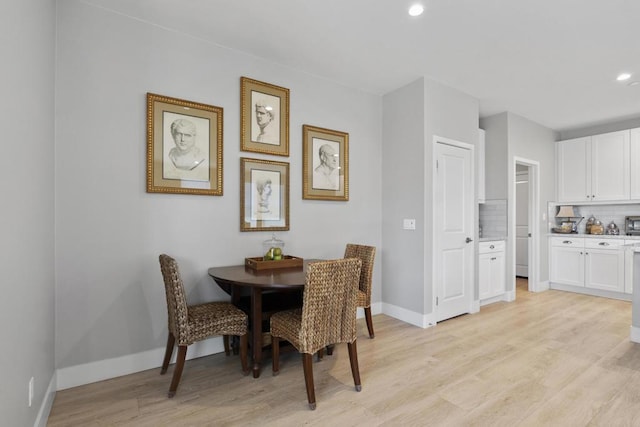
344, 244, 376, 305
299, 258, 362, 354
159, 254, 189, 343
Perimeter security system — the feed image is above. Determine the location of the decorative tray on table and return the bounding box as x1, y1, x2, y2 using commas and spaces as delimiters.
245, 256, 304, 270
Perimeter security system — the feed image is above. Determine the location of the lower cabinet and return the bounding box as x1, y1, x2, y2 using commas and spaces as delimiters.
549, 236, 626, 294
479, 240, 505, 300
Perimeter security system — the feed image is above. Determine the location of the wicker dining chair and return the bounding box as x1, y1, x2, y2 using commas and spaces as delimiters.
345, 243, 377, 338
270, 258, 363, 410
159, 254, 249, 397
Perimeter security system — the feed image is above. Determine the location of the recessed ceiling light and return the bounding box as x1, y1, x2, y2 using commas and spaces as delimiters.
409, 4, 424, 16
617, 73, 632, 81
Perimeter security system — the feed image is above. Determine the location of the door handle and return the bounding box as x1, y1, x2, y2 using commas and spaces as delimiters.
528, 233, 532, 237
466, 237, 473, 243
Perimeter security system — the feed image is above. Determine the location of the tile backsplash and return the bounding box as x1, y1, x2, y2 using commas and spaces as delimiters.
548, 203, 640, 234
480, 199, 507, 238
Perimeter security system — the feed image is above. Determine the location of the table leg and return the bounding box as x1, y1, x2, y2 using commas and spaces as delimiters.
251, 287, 263, 378
230, 285, 241, 355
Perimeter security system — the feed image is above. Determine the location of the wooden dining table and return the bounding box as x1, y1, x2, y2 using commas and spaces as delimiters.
208, 260, 318, 378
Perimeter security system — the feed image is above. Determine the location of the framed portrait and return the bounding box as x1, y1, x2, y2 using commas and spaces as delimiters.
146, 93, 223, 195
302, 125, 349, 201
240, 157, 290, 231
240, 77, 290, 156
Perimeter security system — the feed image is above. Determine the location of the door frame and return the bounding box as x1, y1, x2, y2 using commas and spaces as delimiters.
511, 157, 540, 294
431, 136, 476, 321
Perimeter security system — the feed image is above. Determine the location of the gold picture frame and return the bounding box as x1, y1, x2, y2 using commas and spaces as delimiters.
240, 157, 290, 232
302, 125, 349, 201
240, 77, 290, 156
146, 93, 223, 195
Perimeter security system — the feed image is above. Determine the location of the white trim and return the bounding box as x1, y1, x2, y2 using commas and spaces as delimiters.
56, 336, 226, 390
536, 280, 550, 292
382, 302, 436, 328
356, 302, 382, 319
512, 157, 541, 294
631, 325, 640, 343
34, 374, 56, 427
549, 282, 631, 301
54, 303, 385, 392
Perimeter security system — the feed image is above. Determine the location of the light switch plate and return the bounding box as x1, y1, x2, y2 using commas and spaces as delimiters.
403, 219, 416, 230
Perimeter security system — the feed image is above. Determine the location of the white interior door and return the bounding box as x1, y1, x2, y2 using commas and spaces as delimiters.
515, 170, 529, 277
434, 140, 474, 322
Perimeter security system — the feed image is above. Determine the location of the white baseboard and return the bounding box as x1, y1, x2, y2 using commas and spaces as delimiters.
381, 302, 436, 328
470, 299, 480, 313
549, 282, 631, 302
56, 336, 225, 390
356, 301, 382, 319
54, 302, 384, 392
631, 325, 640, 343
535, 280, 550, 292
35, 373, 56, 427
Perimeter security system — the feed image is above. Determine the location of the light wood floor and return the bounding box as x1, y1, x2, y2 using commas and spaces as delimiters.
48, 279, 640, 426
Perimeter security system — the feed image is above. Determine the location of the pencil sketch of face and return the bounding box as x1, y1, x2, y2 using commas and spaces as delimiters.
251, 92, 280, 145
170, 119, 196, 153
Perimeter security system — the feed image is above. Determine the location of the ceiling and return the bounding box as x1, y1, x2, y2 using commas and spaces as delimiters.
84, 0, 640, 132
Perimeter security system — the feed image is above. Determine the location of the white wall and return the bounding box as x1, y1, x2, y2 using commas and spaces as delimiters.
381, 78, 425, 315
481, 113, 509, 200
559, 116, 640, 140
1, 0, 56, 425
481, 112, 557, 292
381, 77, 479, 324
507, 112, 557, 283
55, 0, 382, 380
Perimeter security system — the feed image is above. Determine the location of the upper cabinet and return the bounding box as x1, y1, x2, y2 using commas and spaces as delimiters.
477, 128, 485, 203
557, 130, 630, 203
630, 128, 640, 199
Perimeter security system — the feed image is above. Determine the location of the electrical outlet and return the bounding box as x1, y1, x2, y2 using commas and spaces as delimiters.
29, 377, 34, 407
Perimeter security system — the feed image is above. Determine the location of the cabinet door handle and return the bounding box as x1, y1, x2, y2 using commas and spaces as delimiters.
491, 257, 497, 261
489, 245, 495, 249
562, 240, 572, 244
598, 242, 610, 246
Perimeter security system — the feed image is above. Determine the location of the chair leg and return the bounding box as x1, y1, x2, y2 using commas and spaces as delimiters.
239, 333, 249, 375
327, 344, 335, 355
302, 353, 316, 410
271, 335, 280, 375
223, 335, 230, 356
168, 345, 187, 398
160, 332, 175, 375
347, 340, 362, 392
317, 348, 324, 361
364, 307, 375, 338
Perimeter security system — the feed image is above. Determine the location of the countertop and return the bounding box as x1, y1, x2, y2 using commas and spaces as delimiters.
479, 236, 506, 242
548, 233, 640, 240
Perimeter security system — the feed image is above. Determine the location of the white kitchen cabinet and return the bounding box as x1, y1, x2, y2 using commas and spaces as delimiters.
549, 237, 585, 286
557, 130, 630, 203
584, 239, 625, 292
549, 236, 626, 294
625, 240, 636, 294
479, 240, 505, 300
477, 128, 485, 203
630, 128, 640, 199
557, 137, 590, 203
